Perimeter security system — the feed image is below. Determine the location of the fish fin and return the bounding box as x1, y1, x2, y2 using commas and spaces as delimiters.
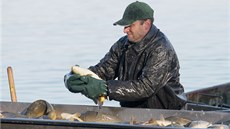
73, 112, 81, 117
160, 114, 165, 121
130, 116, 136, 125
73, 116, 84, 122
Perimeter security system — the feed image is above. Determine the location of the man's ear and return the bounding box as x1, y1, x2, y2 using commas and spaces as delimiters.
144, 19, 152, 30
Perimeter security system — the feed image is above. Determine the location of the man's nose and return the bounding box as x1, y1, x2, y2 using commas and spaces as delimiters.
123, 26, 130, 33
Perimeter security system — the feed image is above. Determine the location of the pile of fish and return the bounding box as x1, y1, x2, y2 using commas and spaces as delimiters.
132, 116, 229, 129
1, 100, 229, 129
0, 100, 122, 122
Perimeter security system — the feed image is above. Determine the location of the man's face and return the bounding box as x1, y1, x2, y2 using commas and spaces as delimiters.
123, 20, 148, 42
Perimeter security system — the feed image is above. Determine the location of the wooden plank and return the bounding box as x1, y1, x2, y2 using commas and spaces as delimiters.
7, 66, 17, 102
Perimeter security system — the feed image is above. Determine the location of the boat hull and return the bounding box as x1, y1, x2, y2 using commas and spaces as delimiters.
1, 101, 230, 129
186, 82, 230, 107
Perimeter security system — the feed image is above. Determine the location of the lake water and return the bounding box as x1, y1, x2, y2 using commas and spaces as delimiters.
1, 0, 229, 107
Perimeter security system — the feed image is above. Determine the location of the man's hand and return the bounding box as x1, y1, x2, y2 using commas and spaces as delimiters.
64, 73, 107, 103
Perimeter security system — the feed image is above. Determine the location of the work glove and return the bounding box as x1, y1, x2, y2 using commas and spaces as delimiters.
64, 72, 73, 89
64, 73, 107, 104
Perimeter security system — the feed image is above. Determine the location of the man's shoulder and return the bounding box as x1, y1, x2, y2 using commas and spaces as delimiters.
146, 31, 176, 54
153, 31, 173, 47
112, 36, 128, 48
117, 35, 128, 44
109, 36, 128, 52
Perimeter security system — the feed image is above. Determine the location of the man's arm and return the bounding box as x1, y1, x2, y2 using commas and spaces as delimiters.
89, 40, 124, 81
107, 45, 174, 101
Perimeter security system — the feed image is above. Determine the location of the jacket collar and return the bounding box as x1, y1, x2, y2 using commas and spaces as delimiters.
125, 24, 159, 52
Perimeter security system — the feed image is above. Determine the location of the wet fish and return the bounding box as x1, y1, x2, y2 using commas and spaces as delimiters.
142, 115, 173, 127
21, 99, 57, 120
0, 112, 4, 118
0, 111, 26, 118
189, 120, 211, 128
71, 65, 106, 107
61, 112, 83, 122
165, 116, 191, 126
1, 111, 23, 119
71, 66, 101, 80
79, 111, 122, 123
129, 116, 139, 125
142, 118, 172, 126
141, 115, 192, 127
208, 124, 230, 129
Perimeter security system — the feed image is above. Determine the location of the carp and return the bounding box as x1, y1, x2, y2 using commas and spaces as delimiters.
142, 118, 172, 126
21, 99, 57, 120
79, 111, 122, 123
0, 100, 56, 120
61, 112, 83, 122
208, 124, 230, 129
0, 111, 26, 118
165, 116, 191, 126
141, 115, 192, 127
71, 65, 101, 80
59, 111, 122, 123
71, 65, 106, 107
188, 120, 211, 128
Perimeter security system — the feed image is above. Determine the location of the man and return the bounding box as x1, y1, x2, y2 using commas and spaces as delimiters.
65, 1, 187, 109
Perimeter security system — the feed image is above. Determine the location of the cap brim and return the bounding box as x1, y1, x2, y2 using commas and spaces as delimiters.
113, 19, 133, 26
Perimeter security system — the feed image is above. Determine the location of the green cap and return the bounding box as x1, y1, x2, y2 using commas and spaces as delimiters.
113, 1, 154, 26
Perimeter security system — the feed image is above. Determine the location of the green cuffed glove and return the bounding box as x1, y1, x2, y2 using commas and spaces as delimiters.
64, 73, 107, 103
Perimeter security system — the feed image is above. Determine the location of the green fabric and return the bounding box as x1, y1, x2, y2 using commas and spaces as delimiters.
113, 1, 154, 26
65, 74, 107, 103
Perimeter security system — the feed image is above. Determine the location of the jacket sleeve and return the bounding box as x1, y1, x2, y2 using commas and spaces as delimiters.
107, 39, 176, 101
89, 40, 123, 81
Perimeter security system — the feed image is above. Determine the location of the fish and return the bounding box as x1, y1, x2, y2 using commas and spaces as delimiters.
21, 99, 57, 120
142, 118, 172, 126
208, 124, 230, 129
165, 116, 191, 126
141, 115, 193, 127
0, 112, 4, 118
1, 100, 56, 120
71, 65, 101, 80
142, 115, 172, 126
79, 111, 122, 123
188, 120, 211, 128
61, 112, 83, 122
129, 116, 139, 125
71, 65, 106, 107
0, 111, 26, 118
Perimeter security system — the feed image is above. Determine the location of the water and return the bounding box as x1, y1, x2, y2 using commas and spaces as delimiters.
1, 0, 229, 107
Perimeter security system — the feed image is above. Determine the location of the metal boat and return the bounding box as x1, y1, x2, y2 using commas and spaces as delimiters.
186, 82, 230, 108
1, 100, 230, 129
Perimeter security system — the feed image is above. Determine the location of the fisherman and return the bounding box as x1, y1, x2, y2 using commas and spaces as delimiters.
64, 1, 187, 109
